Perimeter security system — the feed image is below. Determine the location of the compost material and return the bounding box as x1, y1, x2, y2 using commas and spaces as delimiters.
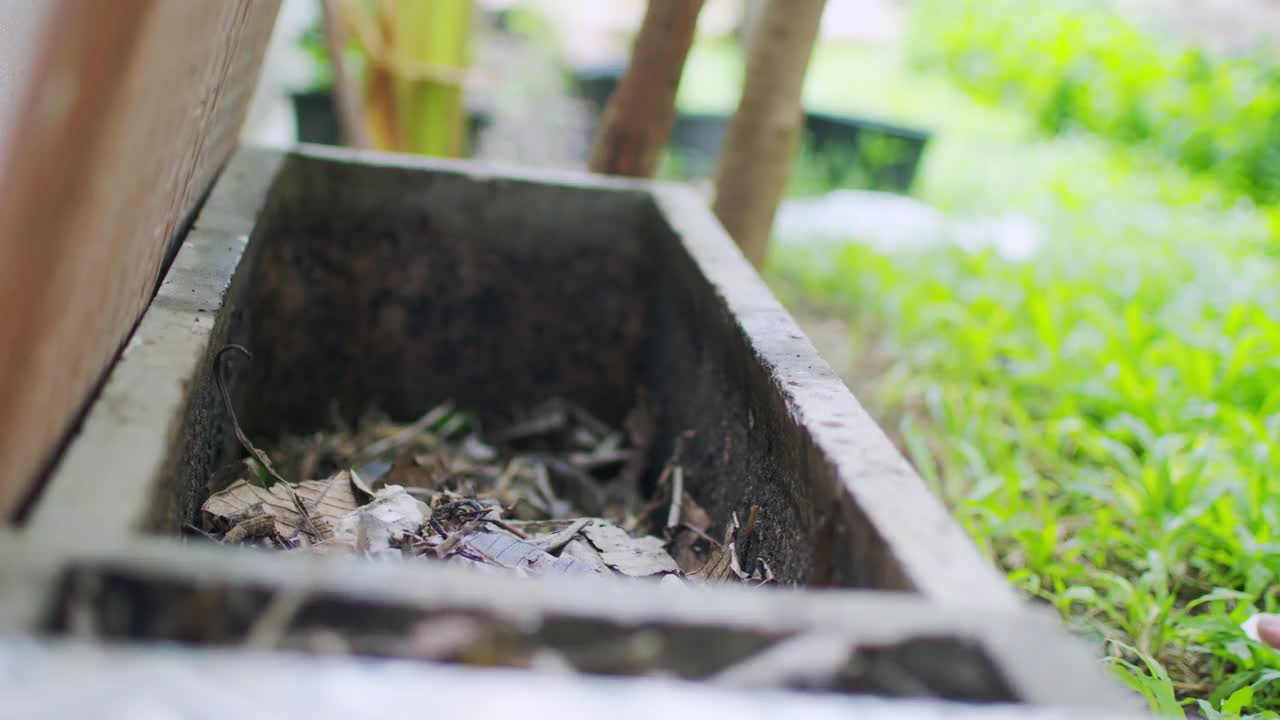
198, 350, 772, 586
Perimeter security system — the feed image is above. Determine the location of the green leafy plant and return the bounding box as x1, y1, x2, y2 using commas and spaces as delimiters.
759, 28, 1280, 712
297, 19, 335, 91
909, 0, 1280, 206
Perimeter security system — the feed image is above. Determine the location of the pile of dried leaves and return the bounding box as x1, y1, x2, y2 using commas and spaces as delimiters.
197, 349, 772, 587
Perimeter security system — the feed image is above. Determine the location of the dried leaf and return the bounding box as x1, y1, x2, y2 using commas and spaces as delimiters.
355, 515, 396, 555
456, 531, 605, 577
222, 513, 275, 543
670, 530, 713, 576
530, 517, 591, 555
561, 538, 613, 575
381, 450, 445, 490
686, 543, 735, 582
299, 536, 359, 557
202, 470, 364, 541
462, 435, 498, 462
686, 514, 756, 584
357, 461, 393, 485
210, 397, 716, 584
581, 521, 678, 577
680, 492, 713, 532
333, 485, 430, 554
502, 519, 576, 536
349, 469, 376, 503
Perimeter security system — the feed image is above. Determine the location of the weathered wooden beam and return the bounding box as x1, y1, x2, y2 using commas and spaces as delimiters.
0, 0, 280, 519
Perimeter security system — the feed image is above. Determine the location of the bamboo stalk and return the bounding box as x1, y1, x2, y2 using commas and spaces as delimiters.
393, 0, 472, 157
343, 0, 473, 156
588, 0, 706, 177
340, 0, 474, 84
362, 0, 399, 150
712, 0, 827, 267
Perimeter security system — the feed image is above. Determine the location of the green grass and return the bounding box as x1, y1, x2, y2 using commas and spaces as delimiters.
909, 0, 1280, 207
747, 38, 1280, 717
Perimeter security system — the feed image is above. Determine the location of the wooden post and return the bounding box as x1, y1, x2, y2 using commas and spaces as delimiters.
588, 0, 706, 177
737, 0, 765, 52
712, 0, 826, 267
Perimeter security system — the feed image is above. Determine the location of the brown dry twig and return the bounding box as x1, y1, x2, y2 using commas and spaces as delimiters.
533, 518, 591, 555
215, 345, 326, 540
361, 402, 454, 458
665, 466, 685, 531
183, 523, 223, 544
434, 519, 484, 558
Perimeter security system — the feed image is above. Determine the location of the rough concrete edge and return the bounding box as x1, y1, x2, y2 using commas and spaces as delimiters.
648, 185, 1011, 606
0, 636, 1152, 720
284, 142, 675, 194
0, 534, 1078, 655
27, 148, 286, 537
0, 531, 1136, 710
979, 602, 1145, 713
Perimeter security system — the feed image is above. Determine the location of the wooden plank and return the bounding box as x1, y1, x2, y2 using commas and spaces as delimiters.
0, 0, 280, 518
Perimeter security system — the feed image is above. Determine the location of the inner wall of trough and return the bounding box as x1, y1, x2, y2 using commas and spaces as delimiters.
237, 155, 654, 437
164, 155, 657, 530
640, 205, 827, 585
167, 154, 840, 586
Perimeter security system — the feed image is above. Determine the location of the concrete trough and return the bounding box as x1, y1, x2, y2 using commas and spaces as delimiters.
19, 145, 1134, 712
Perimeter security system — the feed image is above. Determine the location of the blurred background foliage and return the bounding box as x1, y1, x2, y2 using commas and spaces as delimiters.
910, 0, 1280, 208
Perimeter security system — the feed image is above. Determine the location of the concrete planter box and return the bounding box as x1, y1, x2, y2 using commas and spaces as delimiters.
13, 146, 1132, 713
